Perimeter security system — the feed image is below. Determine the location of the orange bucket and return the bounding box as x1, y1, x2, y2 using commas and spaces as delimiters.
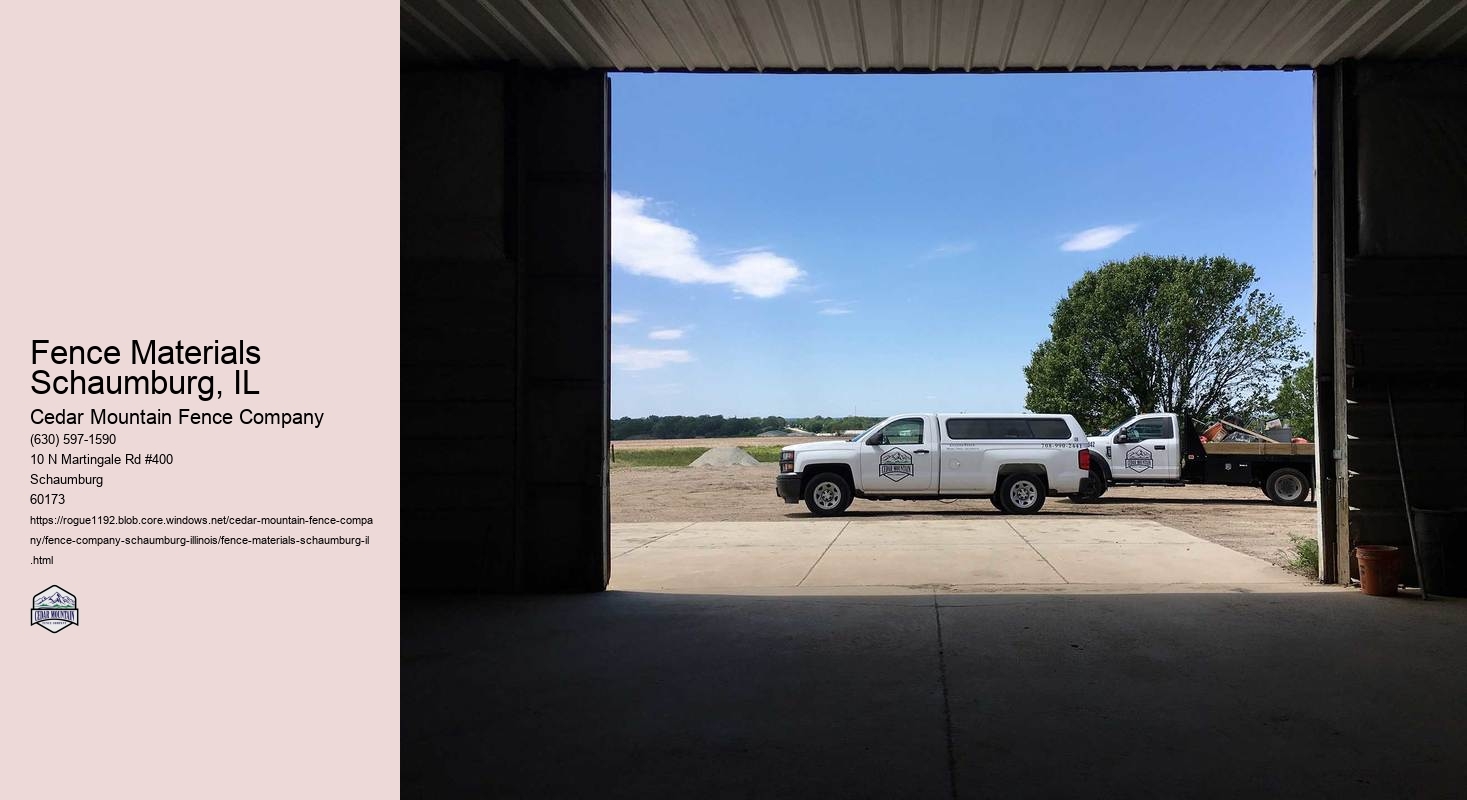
1355, 545, 1402, 597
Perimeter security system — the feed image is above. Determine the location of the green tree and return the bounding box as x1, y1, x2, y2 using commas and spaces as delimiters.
1272, 362, 1315, 440
1024, 254, 1304, 432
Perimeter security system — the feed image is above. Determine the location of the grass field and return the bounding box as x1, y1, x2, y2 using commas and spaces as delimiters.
611, 447, 708, 467
610, 444, 786, 466
740, 446, 783, 462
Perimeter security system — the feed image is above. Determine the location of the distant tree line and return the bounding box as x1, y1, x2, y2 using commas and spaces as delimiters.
611, 415, 881, 440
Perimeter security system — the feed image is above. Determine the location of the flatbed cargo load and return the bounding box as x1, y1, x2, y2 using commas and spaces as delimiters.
1202, 441, 1315, 457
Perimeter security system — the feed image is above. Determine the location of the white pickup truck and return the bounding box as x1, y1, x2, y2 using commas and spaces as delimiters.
1079, 412, 1316, 505
775, 413, 1094, 516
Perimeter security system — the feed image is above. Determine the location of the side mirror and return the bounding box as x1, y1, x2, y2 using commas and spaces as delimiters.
1114, 430, 1129, 444
868, 433, 885, 446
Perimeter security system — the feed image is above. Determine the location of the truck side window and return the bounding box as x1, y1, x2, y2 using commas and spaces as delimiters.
988, 419, 1030, 439
946, 419, 989, 439
1026, 419, 1073, 439
880, 418, 924, 445
1130, 417, 1174, 441
946, 418, 1072, 440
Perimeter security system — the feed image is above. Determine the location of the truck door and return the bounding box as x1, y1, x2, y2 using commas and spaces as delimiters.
1112, 415, 1178, 480
936, 416, 989, 494
860, 416, 936, 493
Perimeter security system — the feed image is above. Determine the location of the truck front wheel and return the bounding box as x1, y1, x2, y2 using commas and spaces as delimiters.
1265, 467, 1311, 505
804, 473, 854, 516
998, 474, 1047, 514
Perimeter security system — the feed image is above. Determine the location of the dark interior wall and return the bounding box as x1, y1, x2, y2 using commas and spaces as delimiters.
514, 72, 611, 591
1320, 59, 1467, 582
402, 69, 609, 592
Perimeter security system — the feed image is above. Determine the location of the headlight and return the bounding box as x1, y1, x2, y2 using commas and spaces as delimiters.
780, 450, 795, 473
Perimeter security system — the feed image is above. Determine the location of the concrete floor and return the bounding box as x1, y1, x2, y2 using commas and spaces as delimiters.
610, 518, 1307, 592
403, 588, 1466, 798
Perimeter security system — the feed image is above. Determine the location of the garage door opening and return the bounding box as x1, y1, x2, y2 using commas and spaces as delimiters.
607, 70, 1323, 594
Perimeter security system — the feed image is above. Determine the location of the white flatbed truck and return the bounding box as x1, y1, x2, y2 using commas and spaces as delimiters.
1079, 412, 1316, 505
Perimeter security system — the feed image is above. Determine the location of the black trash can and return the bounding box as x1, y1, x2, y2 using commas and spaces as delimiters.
1411, 507, 1467, 597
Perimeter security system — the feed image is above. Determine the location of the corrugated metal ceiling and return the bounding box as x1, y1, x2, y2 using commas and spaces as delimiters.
401, 0, 1467, 71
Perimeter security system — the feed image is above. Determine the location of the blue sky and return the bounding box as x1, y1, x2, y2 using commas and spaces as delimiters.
610, 70, 1314, 418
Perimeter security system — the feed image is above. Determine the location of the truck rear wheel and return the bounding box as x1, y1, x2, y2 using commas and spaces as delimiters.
804, 472, 853, 516
1265, 467, 1310, 505
1068, 466, 1108, 503
998, 474, 1047, 514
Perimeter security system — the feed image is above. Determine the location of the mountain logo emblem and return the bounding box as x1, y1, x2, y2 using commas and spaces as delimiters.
1125, 446, 1154, 473
879, 448, 915, 482
32, 585, 78, 633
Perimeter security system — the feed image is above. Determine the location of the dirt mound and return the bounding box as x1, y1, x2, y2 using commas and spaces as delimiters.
689, 446, 760, 467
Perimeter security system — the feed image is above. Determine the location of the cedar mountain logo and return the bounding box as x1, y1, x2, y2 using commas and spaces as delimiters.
879, 448, 914, 481
1125, 446, 1154, 472
32, 585, 78, 633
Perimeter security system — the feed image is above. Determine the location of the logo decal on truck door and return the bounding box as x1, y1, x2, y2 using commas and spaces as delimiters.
879, 448, 914, 482
1125, 446, 1153, 472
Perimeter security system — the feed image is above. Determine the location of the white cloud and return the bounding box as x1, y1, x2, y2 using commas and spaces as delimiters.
904, 240, 978, 270
610, 312, 638, 325
611, 192, 803, 298
928, 241, 976, 258
648, 328, 685, 341
818, 306, 854, 316
709, 245, 771, 257
611, 346, 693, 371
1061, 224, 1137, 252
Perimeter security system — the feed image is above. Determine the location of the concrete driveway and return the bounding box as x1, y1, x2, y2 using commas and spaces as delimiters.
611, 517, 1309, 592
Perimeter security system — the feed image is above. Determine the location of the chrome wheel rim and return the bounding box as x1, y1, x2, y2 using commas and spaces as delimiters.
1276, 474, 1304, 501
1009, 480, 1038, 508
812, 481, 842, 510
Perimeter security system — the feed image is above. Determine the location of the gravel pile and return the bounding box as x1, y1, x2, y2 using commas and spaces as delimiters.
689, 446, 761, 467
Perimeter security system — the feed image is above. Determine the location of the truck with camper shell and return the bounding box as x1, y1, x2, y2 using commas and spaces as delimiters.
1077, 412, 1316, 505
775, 413, 1094, 516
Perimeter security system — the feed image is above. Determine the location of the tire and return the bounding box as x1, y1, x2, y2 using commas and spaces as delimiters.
998, 473, 1047, 515
990, 494, 1004, 510
1068, 466, 1108, 503
1265, 467, 1310, 505
804, 472, 853, 516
